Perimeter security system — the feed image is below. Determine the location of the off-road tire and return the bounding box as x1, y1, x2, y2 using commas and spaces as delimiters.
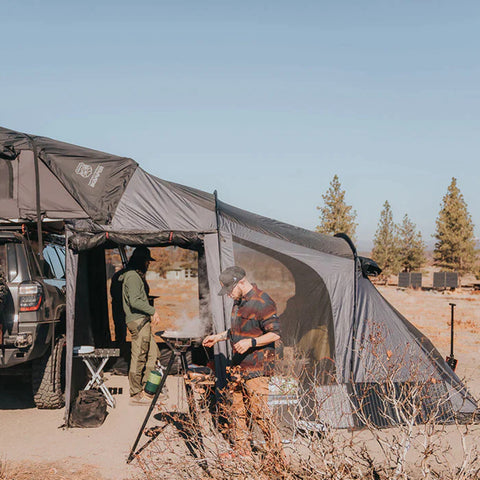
32, 335, 66, 409
0, 267, 8, 309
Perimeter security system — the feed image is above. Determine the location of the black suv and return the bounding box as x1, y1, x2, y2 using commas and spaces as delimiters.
0, 227, 66, 408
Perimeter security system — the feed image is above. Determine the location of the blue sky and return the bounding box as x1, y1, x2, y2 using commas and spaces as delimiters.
2, 1, 479, 250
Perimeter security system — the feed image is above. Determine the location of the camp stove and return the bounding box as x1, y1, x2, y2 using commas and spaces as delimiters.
160, 330, 203, 352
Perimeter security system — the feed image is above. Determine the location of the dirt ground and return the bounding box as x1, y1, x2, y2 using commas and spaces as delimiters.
1, 285, 479, 479
0, 374, 190, 480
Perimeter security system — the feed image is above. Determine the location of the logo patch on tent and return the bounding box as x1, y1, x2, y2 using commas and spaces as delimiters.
88, 165, 104, 188
75, 162, 93, 179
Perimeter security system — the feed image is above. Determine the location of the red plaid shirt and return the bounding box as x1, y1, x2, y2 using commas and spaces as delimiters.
228, 284, 280, 379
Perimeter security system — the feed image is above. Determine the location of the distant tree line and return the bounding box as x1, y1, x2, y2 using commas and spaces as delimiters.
316, 176, 478, 278
149, 247, 197, 277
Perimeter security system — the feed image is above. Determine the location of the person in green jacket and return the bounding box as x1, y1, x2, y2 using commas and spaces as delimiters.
119, 246, 161, 404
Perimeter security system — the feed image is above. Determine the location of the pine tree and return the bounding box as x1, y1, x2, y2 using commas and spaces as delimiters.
149, 248, 171, 278
398, 214, 426, 272
372, 201, 401, 278
433, 178, 476, 274
316, 175, 357, 241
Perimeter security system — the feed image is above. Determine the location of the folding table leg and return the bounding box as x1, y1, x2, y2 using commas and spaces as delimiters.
82, 357, 116, 408
98, 379, 116, 408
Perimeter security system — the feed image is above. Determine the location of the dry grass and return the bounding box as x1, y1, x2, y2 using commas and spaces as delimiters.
0, 460, 104, 480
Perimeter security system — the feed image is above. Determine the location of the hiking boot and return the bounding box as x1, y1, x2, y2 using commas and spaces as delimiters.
129, 392, 154, 405
129, 391, 168, 406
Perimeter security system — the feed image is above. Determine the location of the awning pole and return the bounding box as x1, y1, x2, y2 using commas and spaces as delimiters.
25, 135, 44, 258
213, 190, 223, 270
213, 190, 227, 327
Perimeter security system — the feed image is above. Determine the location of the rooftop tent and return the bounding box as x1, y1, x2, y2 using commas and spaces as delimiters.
0, 127, 137, 222
0, 126, 476, 428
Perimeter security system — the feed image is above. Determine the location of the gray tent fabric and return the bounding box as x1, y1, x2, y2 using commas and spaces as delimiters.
0, 125, 477, 427
218, 199, 354, 259
218, 213, 355, 381
65, 227, 77, 416
68, 230, 204, 252
0, 126, 137, 223
111, 168, 217, 232
354, 274, 477, 413
1, 149, 86, 220
17, 150, 86, 219
203, 233, 231, 388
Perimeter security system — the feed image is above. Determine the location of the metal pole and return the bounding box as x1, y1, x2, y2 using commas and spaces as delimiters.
213, 190, 227, 330
25, 135, 44, 259
213, 190, 231, 387
213, 190, 224, 271
214, 189, 229, 336
449, 303, 456, 358
446, 303, 458, 371
127, 350, 176, 463
26, 135, 56, 384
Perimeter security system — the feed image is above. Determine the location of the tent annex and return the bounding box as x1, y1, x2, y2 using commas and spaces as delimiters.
0, 126, 476, 428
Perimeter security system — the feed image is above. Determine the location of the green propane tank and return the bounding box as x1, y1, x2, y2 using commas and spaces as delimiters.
144, 369, 162, 395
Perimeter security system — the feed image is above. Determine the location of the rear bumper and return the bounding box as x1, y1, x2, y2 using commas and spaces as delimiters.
0, 321, 58, 368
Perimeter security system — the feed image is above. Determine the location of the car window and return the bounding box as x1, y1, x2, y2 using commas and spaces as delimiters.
7, 244, 18, 281
0, 243, 18, 282
42, 244, 65, 279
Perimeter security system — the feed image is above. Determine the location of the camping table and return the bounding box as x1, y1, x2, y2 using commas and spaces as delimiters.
74, 348, 120, 408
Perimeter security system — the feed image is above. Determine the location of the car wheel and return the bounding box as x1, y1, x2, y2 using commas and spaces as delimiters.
32, 335, 66, 409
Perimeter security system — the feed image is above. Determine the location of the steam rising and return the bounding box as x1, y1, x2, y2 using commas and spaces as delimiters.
170, 297, 211, 338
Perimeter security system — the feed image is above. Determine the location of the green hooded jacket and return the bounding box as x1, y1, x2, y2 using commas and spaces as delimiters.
119, 269, 155, 324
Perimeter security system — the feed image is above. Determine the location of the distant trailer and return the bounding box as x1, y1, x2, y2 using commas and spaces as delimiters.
165, 267, 198, 280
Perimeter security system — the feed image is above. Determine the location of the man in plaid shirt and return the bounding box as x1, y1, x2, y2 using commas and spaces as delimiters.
203, 266, 285, 461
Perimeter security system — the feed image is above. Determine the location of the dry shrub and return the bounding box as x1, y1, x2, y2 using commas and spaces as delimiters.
0, 458, 6, 480
450, 317, 479, 334
350, 322, 480, 480
132, 337, 479, 480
